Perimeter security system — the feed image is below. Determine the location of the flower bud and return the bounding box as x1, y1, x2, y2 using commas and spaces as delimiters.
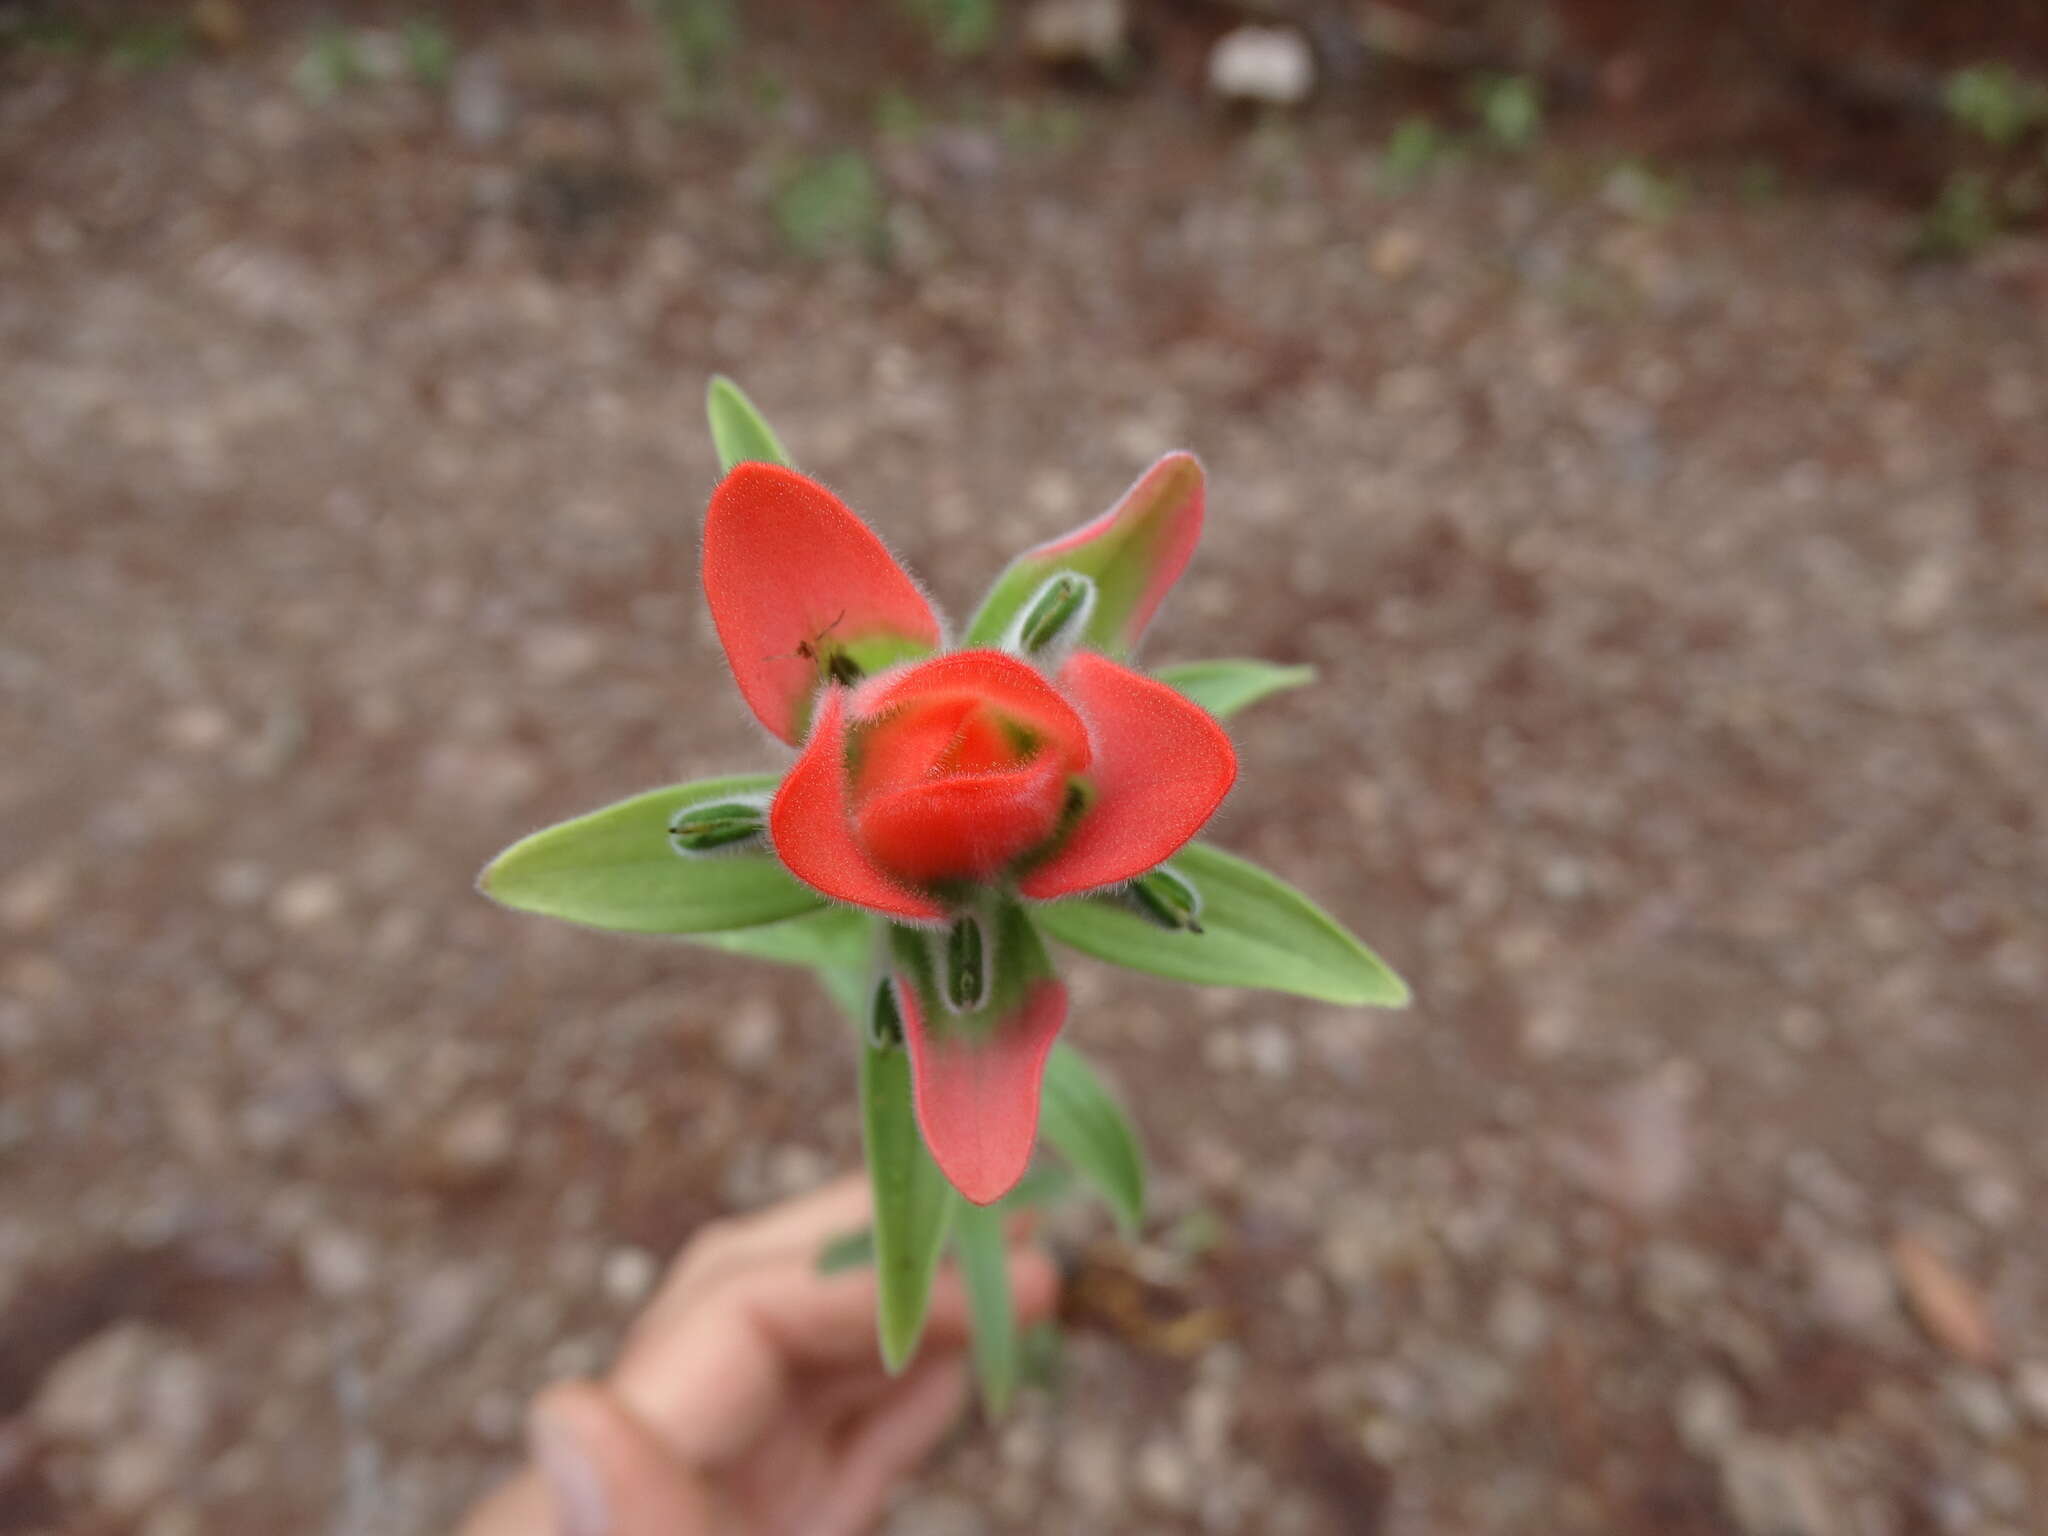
943, 913, 988, 1013
1123, 864, 1204, 932
668, 796, 768, 856
1011, 572, 1096, 660
867, 976, 905, 1050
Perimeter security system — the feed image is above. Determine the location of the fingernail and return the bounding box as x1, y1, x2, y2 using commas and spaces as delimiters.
529, 1405, 608, 1536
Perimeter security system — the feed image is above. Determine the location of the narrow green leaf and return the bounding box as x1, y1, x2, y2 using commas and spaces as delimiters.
692, 906, 874, 972
1153, 659, 1316, 719
1019, 1318, 1064, 1393
997, 1160, 1075, 1213
861, 1033, 957, 1372
953, 1200, 1018, 1417
1039, 1043, 1146, 1235
1036, 842, 1410, 1006
815, 1226, 875, 1275
480, 776, 822, 935
707, 375, 792, 473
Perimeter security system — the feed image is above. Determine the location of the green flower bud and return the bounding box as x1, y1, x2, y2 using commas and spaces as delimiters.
667, 796, 768, 856
1012, 572, 1096, 659
944, 913, 988, 1013
1124, 864, 1204, 933
867, 976, 905, 1050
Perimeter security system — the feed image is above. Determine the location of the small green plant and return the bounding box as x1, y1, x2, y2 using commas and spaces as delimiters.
900, 0, 999, 59
295, 24, 367, 98
1381, 116, 1454, 189
774, 151, 886, 260
873, 86, 927, 143
1000, 99, 1086, 155
636, 0, 737, 117
107, 19, 193, 72
1916, 169, 2004, 257
1602, 160, 1685, 223
1469, 73, 1542, 152
1, 16, 93, 55
1944, 63, 2048, 149
402, 16, 456, 89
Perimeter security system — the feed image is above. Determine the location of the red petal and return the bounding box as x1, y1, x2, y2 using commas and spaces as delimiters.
1018, 652, 1238, 899
898, 974, 1069, 1205
704, 465, 943, 745
769, 688, 946, 922
851, 650, 1092, 773
856, 755, 1069, 885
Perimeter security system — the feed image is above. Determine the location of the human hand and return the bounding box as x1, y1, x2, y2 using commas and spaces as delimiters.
457, 1176, 1059, 1536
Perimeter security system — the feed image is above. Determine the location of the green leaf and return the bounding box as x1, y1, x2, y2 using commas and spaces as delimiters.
773, 151, 885, 261
998, 1160, 1075, 1213
1036, 842, 1409, 1006
693, 905, 874, 971
692, 906, 875, 1015
1039, 1043, 1146, 1235
862, 1027, 958, 1372
480, 775, 822, 935
1153, 659, 1315, 720
815, 1226, 875, 1275
953, 1200, 1018, 1417
706, 376, 792, 473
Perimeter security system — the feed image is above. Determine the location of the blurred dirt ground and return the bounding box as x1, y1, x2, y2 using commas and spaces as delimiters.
4, 6, 2048, 1534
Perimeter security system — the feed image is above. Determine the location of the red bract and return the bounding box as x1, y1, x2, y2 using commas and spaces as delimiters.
897, 972, 1069, 1208
704, 462, 1235, 1202
702, 465, 943, 744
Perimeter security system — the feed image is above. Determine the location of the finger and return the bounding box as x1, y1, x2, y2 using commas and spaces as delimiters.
611, 1236, 1062, 1468
526, 1382, 716, 1536
638, 1175, 872, 1339
808, 1354, 971, 1536
613, 1264, 886, 1467
453, 1467, 550, 1536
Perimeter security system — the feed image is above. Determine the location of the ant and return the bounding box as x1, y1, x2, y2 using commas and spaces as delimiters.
771, 612, 865, 686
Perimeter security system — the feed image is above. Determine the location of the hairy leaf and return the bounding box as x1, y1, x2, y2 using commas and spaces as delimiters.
1037, 842, 1408, 1006
480, 776, 821, 935
1040, 1043, 1146, 1234
1153, 658, 1315, 719
862, 1034, 957, 1371
707, 375, 792, 473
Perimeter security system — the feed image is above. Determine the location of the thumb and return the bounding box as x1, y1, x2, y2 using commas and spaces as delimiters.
527, 1382, 715, 1536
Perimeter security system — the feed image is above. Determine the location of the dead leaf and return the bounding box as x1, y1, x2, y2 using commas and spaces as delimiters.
1891, 1232, 1997, 1365
1062, 1242, 1236, 1359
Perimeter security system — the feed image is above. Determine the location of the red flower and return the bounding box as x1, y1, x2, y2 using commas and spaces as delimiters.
702, 462, 1235, 1203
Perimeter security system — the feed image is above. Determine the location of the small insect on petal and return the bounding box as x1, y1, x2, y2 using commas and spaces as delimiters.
868, 976, 906, 1050
1122, 864, 1204, 932
1012, 573, 1097, 660
944, 914, 989, 1013
668, 797, 769, 856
